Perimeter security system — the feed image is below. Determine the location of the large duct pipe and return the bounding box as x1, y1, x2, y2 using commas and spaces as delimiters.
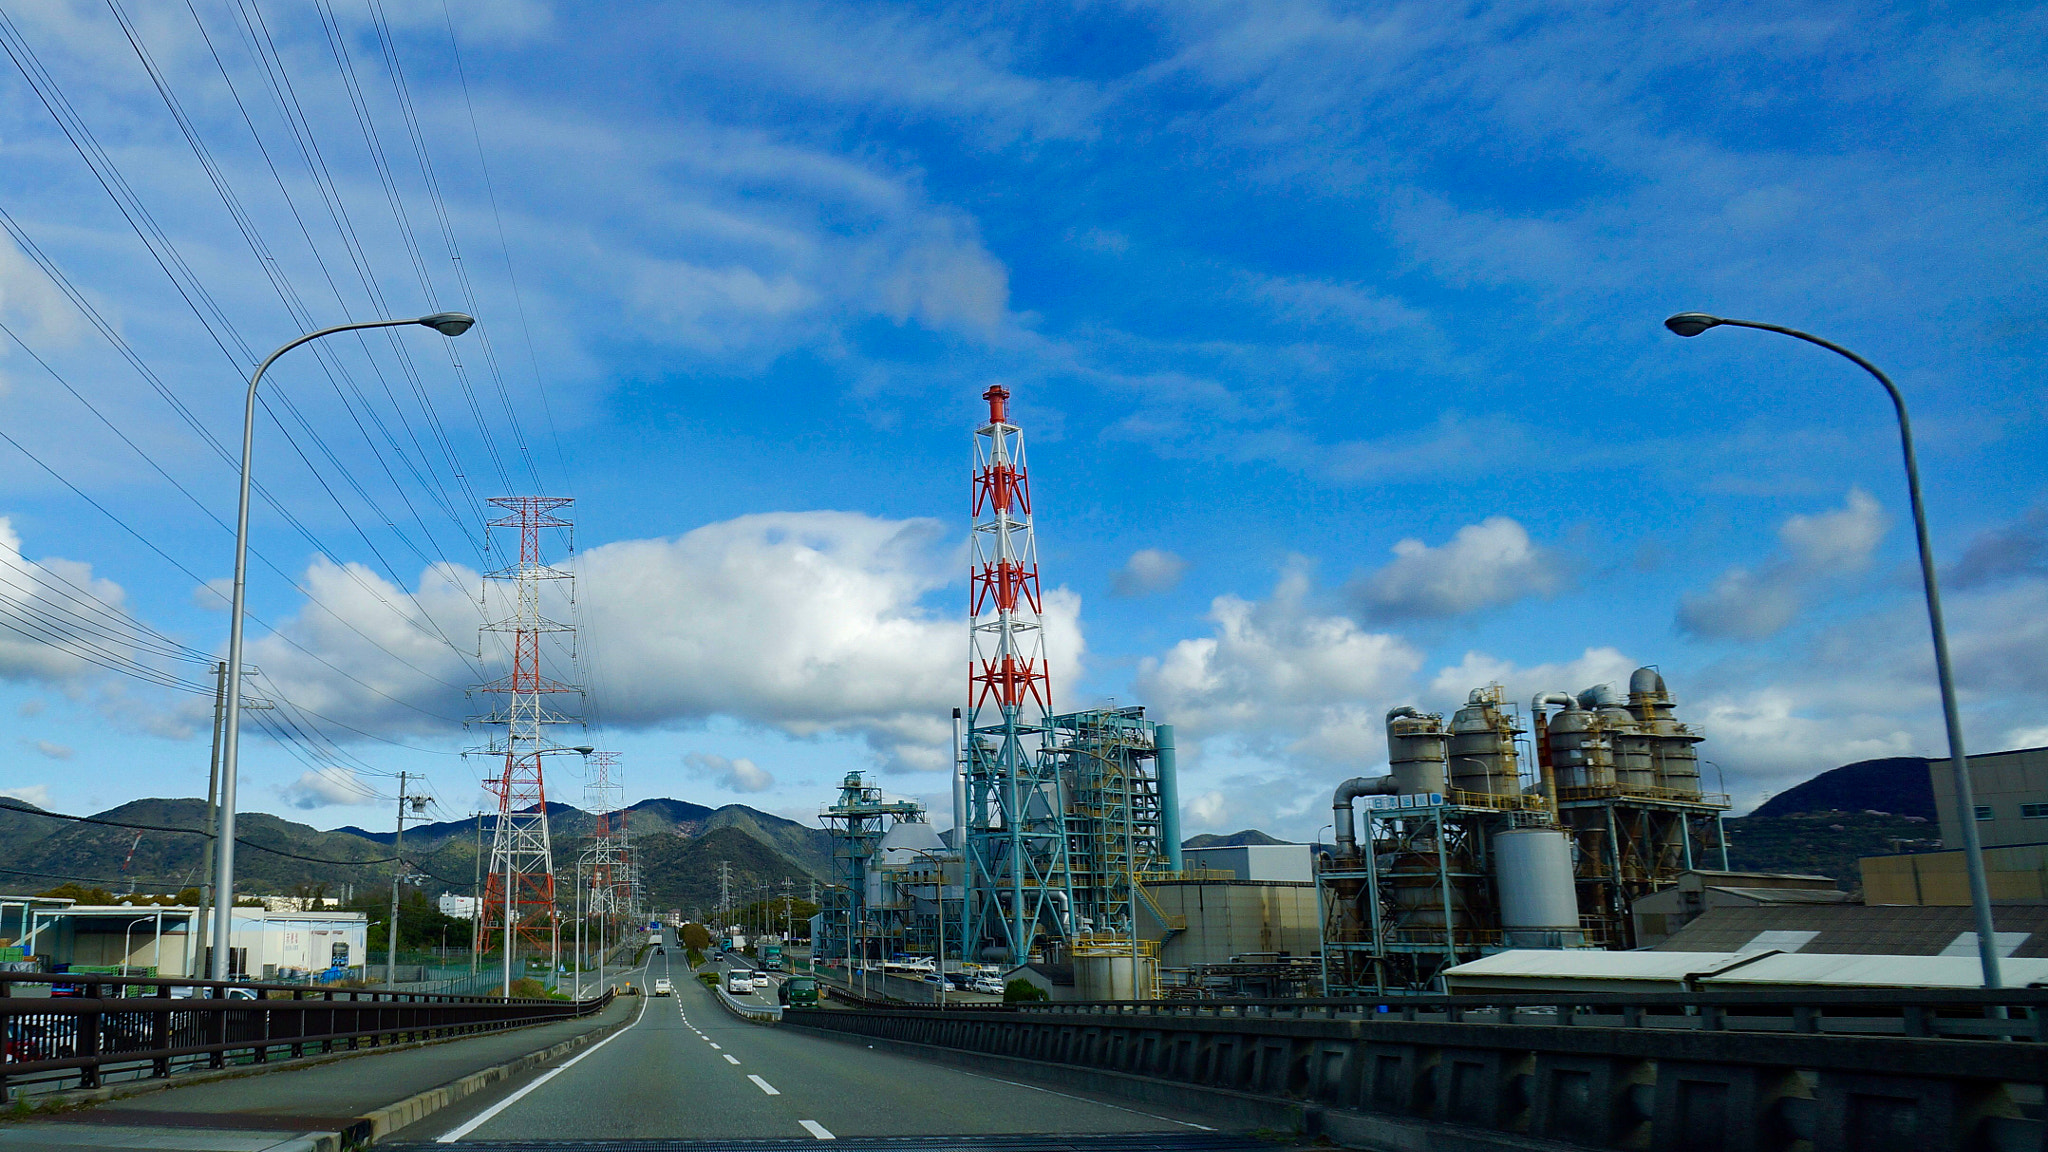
1156, 724, 1184, 873
1333, 775, 1398, 858
1530, 692, 1575, 815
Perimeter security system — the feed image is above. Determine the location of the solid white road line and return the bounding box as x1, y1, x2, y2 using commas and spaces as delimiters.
435, 995, 650, 1143
723, 1054, 741, 1065
799, 1121, 836, 1139
951, 1068, 1214, 1131
748, 1074, 780, 1096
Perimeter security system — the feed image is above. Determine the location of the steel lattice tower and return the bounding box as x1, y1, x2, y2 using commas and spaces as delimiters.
964, 384, 1074, 966
582, 751, 633, 921
473, 497, 581, 968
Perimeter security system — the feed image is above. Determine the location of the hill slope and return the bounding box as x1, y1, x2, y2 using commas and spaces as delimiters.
1182, 829, 1293, 848
1750, 757, 1934, 820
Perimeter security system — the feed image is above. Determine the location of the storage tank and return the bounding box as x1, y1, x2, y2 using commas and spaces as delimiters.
1385, 707, 1449, 795
1447, 686, 1522, 796
1493, 828, 1581, 948
1074, 948, 1159, 1000
1545, 703, 1614, 790
1385, 848, 1474, 932
1626, 667, 1705, 797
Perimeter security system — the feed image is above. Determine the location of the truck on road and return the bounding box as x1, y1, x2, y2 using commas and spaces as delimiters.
762, 943, 784, 970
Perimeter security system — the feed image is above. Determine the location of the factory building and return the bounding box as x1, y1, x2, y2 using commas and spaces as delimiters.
1859, 743, 2048, 904
1318, 668, 1732, 995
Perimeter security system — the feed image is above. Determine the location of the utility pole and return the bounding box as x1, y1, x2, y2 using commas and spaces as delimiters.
718, 861, 731, 931
471, 811, 482, 975
387, 773, 425, 989
196, 662, 226, 978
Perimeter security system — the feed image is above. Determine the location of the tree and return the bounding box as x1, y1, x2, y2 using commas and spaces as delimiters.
680, 922, 712, 953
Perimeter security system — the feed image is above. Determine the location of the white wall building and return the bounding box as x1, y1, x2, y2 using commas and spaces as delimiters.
437, 893, 479, 919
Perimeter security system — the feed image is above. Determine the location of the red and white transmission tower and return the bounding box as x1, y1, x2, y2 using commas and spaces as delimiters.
472, 497, 582, 983
963, 384, 1073, 966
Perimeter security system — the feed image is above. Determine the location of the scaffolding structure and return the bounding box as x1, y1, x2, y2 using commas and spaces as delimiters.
472, 497, 581, 972
817, 772, 922, 967
1048, 707, 1171, 941
963, 384, 1074, 966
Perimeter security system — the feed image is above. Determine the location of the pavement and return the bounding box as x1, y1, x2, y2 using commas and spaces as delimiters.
380, 951, 1239, 1144
0, 963, 649, 1152
0, 951, 1251, 1150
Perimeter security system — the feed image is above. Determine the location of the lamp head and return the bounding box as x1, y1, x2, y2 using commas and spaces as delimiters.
419, 311, 476, 337
1664, 312, 1722, 338
572, 745, 596, 755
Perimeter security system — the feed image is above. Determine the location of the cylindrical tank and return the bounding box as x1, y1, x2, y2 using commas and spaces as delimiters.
1386, 707, 1448, 795
1448, 687, 1523, 796
1546, 704, 1613, 790
1074, 949, 1158, 1000
1493, 828, 1581, 947
1385, 850, 1473, 932
1604, 706, 1655, 793
1625, 667, 1705, 796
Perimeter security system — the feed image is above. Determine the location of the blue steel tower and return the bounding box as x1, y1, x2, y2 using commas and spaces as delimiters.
964, 384, 1074, 967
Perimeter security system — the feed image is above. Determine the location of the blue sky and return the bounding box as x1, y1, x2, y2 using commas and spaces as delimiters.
0, 0, 2042, 848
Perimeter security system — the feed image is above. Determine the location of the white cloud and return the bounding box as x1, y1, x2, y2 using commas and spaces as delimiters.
0, 232, 80, 352
1112, 549, 1188, 597
2006, 725, 2048, 750
1680, 489, 1888, 640
191, 578, 233, 612
1354, 517, 1566, 622
1426, 646, 1642, 711
0, 784, 51, 807
281, 768, 376, 810
31, 740, 72, 760
0, 516, 141, 683
246, 511, 1085, 773
1136, 562, 1420, 765
685, 751, 775, 794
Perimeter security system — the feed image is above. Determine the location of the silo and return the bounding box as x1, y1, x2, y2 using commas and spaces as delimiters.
1447, 686, 1522, 796
1545, 703, 1613, 790
1385, 846, 1473, 932
1493, 828, 1581, 947
1385, 707, 1449, 795
1626, 667, 1704, 797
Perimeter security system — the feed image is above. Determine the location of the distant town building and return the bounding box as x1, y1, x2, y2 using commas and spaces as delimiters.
258, 894, 341, 912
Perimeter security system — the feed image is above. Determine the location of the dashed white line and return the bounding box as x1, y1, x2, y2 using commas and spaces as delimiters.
709, 1042, 722, 1049
748, 1074, 780, 1096
434, 994, 649, 1143
723, 1054, 741, 1065
799, 1121, 836, 1140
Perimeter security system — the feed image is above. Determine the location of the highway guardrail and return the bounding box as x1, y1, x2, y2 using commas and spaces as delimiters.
0, 972, 612, 1099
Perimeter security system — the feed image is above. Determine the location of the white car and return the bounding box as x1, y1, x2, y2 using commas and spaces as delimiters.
653, 978, 673, 996
971, 977, 1004, 995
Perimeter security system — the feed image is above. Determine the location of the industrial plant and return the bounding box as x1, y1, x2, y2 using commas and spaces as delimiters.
806, 386, 1742, 1001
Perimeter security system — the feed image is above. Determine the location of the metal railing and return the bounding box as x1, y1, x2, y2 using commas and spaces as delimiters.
784, 989, 2048, 1152
0, 972, 611, 1099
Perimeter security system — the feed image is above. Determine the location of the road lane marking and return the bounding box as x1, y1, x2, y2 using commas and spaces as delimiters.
748, 1074, 780, 1095
435, 994, 649, 1143
709, 1042, 722, 1049
951, 1068, 1214, 1131
799, 1121, 836, 1139
723, 1054, 741, 1064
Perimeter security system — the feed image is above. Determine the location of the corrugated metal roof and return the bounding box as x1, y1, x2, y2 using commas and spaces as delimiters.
1702, 952, 2048, 988
1655, 903, 2048, 957
1445, 950, 1768, 980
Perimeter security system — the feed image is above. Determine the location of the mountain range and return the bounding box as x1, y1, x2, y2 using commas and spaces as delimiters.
0, 795, 831, 917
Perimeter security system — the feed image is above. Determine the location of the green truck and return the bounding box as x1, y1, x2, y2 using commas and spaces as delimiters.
762, 943, 784, 971
778, 974, 818, 1007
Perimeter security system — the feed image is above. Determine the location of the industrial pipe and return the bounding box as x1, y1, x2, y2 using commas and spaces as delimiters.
1529, 692, 1575, 816
1386, 705, 1426, 724
1332, 775, 1398, 858
1155, 724, 1184, 873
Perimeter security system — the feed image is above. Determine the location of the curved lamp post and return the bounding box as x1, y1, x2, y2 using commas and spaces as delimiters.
1664, 312, 2000, 988
210, 314, 476, 982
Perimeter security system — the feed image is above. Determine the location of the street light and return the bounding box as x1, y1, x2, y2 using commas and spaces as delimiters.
1664, 311, 2001, 988
211, 313, 476, 982
902, 848, 952, 1010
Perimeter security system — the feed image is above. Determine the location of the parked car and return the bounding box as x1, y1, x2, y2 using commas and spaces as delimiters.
971, 976, 1004, 995
653, 978, 673, 996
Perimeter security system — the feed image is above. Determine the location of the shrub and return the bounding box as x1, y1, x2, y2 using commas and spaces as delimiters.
1004, 978, 1049, 1003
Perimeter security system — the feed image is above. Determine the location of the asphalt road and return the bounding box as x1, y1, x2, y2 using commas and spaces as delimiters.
390, 951, 1229, 1143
